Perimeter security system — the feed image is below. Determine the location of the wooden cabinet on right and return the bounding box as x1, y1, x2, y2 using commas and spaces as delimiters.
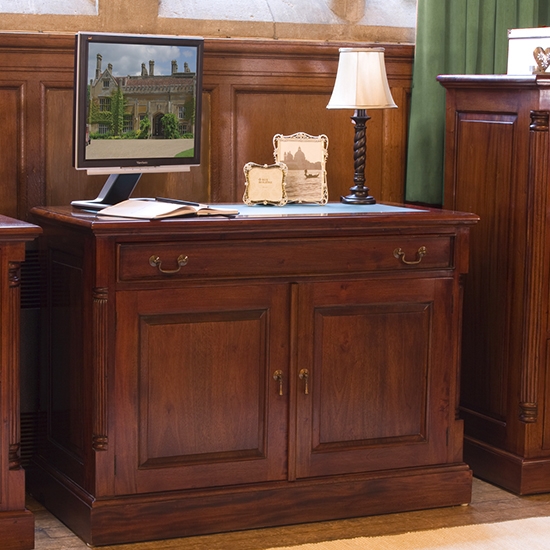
439, 74, 550, 495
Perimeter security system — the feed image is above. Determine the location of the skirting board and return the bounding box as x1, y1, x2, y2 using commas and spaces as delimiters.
0, 509, 34, 550
27, 459, 472, 546
464, 436, 550, 495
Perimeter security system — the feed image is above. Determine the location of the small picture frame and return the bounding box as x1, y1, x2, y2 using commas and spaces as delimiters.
273, 132, 329, 204
243, 162, 288, 206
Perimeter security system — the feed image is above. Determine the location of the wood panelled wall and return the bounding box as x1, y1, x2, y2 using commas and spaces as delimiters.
0, 32, 413, 221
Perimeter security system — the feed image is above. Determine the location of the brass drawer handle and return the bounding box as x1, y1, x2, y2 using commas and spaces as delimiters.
393, 246, 427, 265
149, 254, 189, 274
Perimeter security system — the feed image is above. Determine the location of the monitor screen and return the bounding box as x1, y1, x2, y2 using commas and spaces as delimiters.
72, 32, 204, 209
74, 31, 204, 173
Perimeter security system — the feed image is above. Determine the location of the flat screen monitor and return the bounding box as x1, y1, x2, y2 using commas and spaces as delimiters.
71, 31, 204, 210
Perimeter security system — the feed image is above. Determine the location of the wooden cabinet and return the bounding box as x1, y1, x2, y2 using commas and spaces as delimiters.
113, 282, 289, 494
439, 74, 550, 494
294, 277, 456, 479
28, 204, 477, 546
0, 216, 41, 550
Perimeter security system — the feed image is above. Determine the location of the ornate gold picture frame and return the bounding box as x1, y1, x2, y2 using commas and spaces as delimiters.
273, 132, 328, 204
242, 162, 288, 206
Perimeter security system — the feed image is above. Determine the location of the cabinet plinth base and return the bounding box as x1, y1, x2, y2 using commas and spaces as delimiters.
28, 461, 472, 547
464, 437, 550, 495
0, 510, 35, 550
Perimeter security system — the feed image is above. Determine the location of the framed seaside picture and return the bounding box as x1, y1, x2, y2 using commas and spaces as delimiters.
273, 132, 329, 204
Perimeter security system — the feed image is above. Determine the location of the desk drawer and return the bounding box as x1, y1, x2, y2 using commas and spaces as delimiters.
117, 236, 453, 282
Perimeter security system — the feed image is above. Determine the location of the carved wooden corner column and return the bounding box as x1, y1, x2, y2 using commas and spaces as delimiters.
519, 110, 550, 424
93, 287, 109, 452
7, 261, 23, 471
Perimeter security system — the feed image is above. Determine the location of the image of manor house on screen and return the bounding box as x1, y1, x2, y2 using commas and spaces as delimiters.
86, 51, 198, 160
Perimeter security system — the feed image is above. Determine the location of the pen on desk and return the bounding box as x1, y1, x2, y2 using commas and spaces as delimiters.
155, 197, 201, 207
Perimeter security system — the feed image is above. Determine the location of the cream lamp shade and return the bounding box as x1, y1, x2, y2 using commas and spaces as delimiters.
327, 47, 397, 110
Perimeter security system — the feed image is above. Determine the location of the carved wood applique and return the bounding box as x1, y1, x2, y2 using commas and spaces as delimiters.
519, 111, 550, 423
92, 286, 109, 450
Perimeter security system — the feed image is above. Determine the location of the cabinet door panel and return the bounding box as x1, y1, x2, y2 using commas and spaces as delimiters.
114, 283, 289, 495
295, 277, 453, 478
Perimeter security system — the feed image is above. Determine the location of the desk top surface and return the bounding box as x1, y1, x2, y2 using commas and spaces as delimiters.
30, 202, 479, 238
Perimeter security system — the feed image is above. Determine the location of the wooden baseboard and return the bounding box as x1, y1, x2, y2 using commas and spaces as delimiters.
0, 510, 34, 550
464, 436, 550, 495
27, 458, 471, 546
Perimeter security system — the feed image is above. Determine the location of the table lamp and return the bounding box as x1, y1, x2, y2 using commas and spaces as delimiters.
327, 47, 397, 204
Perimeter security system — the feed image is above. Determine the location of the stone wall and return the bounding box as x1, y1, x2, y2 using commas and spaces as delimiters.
0, 0, 416, 43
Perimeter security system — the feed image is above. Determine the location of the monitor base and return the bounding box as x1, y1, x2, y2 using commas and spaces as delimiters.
71, 173, 142, 211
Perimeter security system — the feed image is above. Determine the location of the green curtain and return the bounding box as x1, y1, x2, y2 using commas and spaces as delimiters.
405, 0, 550, 205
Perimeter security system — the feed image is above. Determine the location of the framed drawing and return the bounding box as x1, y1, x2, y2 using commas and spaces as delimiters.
242, 162, 288, 206
273, 132, 329, 204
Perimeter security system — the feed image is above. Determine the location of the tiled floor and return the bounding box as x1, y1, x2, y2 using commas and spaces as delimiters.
30, 477, 550, 549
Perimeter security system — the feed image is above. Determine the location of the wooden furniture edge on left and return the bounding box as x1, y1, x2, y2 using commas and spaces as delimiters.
0, 216, 41, 550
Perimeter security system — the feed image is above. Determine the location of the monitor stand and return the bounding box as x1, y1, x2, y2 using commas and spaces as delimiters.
71, 173, 142, 211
